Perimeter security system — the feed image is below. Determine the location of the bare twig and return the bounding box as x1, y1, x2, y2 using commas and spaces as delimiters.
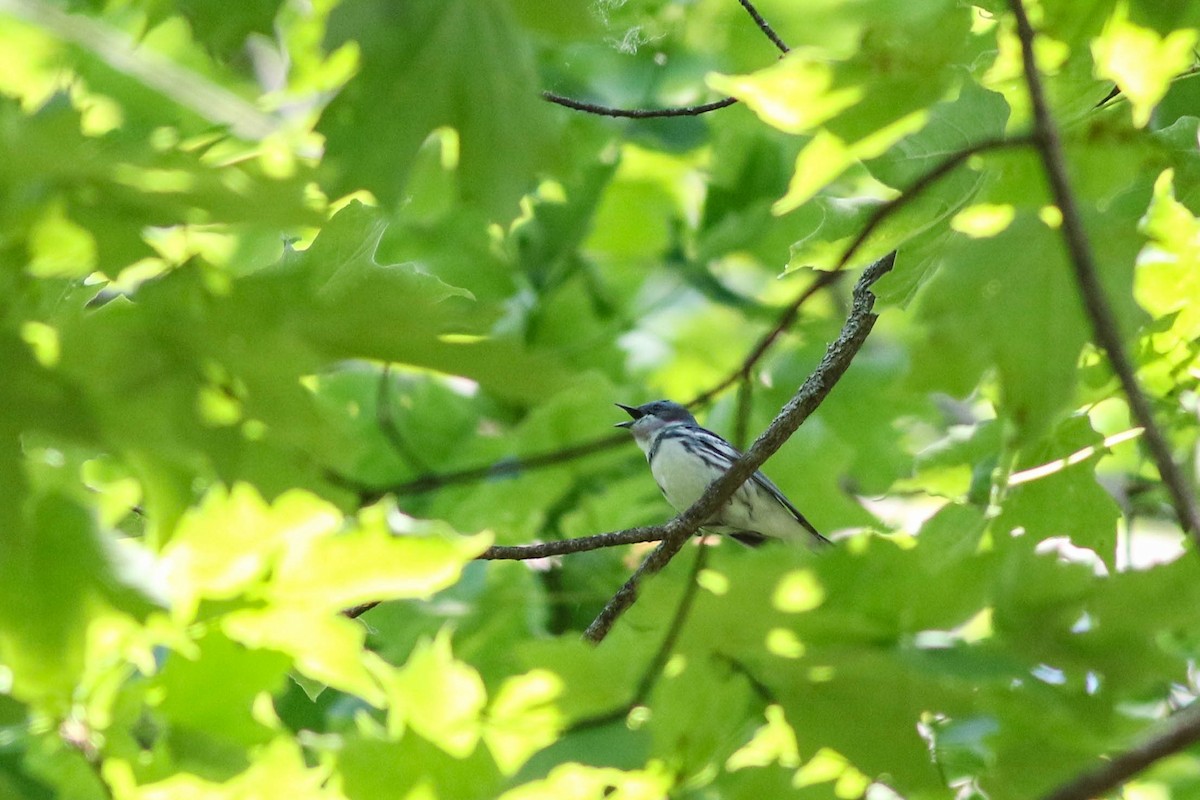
840, 134, 1035, 274
479, 527, 666, 560
736, 0, 789, 53
342, 527, 673, 619
690, 134, 1032, 411
542, 91, 737, 118
562, 542, 712, 733
541, 0, 790, 119
582, 252, 896, 644
1009, 0, 1200, 542
688, 271, 840, 407
332, 432, 631, 501
633, 543, 709, 698
1039, 702, 1200, 800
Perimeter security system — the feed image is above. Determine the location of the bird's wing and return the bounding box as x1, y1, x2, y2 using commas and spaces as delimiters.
690, 425, 830, 545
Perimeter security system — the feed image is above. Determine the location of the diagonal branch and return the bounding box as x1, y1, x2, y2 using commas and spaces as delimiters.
1008, 0, 1200, 543
735, 0, 790, 53
1039, 702, 1200, 800
581, 251, 896, 644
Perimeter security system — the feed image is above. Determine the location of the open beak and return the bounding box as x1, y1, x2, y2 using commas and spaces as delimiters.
614, 403, 642, 429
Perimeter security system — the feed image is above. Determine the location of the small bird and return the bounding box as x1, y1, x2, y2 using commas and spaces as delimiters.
615, 400, 829, 547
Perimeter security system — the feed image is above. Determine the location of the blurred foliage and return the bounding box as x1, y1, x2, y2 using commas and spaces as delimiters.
1, 0, 1199, 798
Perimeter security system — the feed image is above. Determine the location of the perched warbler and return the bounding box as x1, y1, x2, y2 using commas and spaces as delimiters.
616, 400, 829, 547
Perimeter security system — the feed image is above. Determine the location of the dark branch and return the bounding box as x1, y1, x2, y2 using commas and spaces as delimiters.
1040, 702, 1200, 800
1009, 0, 1200, 542
333, 432, 630, 501
582, 252, 896, 644
563, 541, 712, 733
736, 0, 789, 53
688, 271, 841, 407
689, 134, 1031, 410
539, 0, 788, 119
478, 527, 667, 560
839, 134, 1035, 274
542, 91, 737, 118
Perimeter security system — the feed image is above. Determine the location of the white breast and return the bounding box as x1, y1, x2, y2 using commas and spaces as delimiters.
647, 430, 815, 544
648, 435, 721, 513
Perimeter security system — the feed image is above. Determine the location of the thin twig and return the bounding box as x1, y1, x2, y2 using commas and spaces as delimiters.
342, 525, 674, 618
839, 134, 1035, 274
1009, 0, 1200, 542
634, 543, 709, 700
334, 432, 631, 501
582, 252, 896, 644
542, 91, 737, 118
689, 271, 841, 407
1039, 702, 1200, 800
736, 0, 789, 53
562, 542, 712, 733
479, 527, 667, 560
541, 0, 787, 119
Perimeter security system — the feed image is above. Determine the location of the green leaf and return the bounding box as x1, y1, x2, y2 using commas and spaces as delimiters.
994, 415, 1122, 565
483, 669, 563, 775
267, 505, 491, 610
384, 631, 487, 757
319, 0, 555, 219
0, 495, 127, 709
161, 485, 342, 617
153, 628, 290, 749
908, 215, 1091, 439
1091, 10, 1197, 127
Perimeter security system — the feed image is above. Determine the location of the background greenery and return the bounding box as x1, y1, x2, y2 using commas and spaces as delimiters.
2, 0, 1200, 797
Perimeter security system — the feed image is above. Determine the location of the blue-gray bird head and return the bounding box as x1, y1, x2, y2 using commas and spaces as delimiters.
615, 400, 697, 446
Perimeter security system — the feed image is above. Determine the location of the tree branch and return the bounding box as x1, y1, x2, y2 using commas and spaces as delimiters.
688, 270, 840, 407
735, 0, 789, 53
840, 134, 1035, 274
330, 431, 631, 501
581, 251, 896, 644
478, 526, 667, 560
1008, 0, 1200, 542
1039, 702, 1200, 800
542, 91, 737, 118
539, 0, 790, 119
